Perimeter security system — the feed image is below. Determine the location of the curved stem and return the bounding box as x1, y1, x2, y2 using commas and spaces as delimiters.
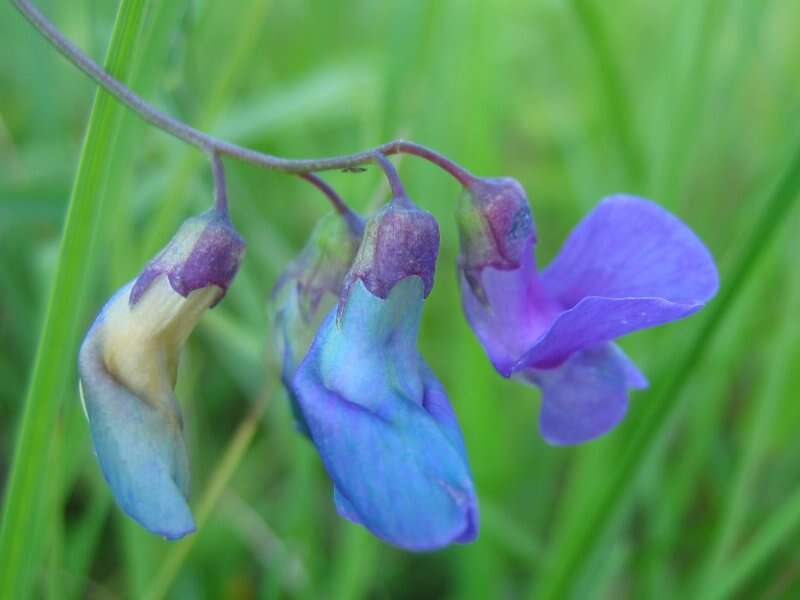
210, 153, 228, 213
298, 173, 363, 235
11, 0, 476, 184
394, 142, 476, 186
372, 153, 406, 199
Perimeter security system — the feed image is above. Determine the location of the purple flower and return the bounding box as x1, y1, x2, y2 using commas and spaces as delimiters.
78, 208, 244, 538
284, 198, 478, 550
458, 180, 719, 445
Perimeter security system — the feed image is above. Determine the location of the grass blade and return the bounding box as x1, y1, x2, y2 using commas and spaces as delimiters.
143, 393, 269, 600
0, 2, 149, 598
693, 232, 800, 594
708, 485, 800, 600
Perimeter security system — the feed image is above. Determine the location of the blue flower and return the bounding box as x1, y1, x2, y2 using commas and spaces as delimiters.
78, 208, 244, 539
280, 197, 478, 550
270, 211, 363, 435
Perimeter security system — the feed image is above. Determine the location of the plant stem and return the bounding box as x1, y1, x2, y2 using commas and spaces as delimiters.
210, 153, 228, 214
393, 143, 476, 186
299, 173, 364, 234
373, 153, 407, 199
11, 0, 475, 183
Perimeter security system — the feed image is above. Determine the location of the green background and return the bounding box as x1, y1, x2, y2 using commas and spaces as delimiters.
1, 0, 800, 598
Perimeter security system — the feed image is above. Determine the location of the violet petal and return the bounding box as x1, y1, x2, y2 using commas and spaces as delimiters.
542, 195, 718, 308
515, 195, 719, 370
459, 238, 559, 376
523, 343, 647, 446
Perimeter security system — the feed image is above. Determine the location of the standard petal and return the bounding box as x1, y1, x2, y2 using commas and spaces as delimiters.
459, 239, 560, 376
542, 195, 719, 308
523, 343, 647, 446
79, 320, 194, 540
293, 278, 477, 550
510, 196, 719, 370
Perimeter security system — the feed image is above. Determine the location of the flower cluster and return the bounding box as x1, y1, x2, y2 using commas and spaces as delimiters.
79, 157, 717, 550
18, 0, 719, 553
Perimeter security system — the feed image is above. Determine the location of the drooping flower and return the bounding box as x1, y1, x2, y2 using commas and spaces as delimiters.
270, 211, 363, 434
457, 178, 719, 445
286, 195, 478, 551
78, 208, 245, 538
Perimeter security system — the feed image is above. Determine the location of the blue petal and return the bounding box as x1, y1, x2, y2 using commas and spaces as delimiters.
275, 301, 312, 437
78, 304, 195, 540
522, 343, 647, 446
293, 277, 477, 550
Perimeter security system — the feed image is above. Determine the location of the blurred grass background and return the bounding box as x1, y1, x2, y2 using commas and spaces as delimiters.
1, 0, 800, 598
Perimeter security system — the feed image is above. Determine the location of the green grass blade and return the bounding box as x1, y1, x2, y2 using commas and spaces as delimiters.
0, 2, 149, 598
534, 132, 800, 599
693, 236, 800, 595
708, 486, 800, 600
143, 394, 269, 600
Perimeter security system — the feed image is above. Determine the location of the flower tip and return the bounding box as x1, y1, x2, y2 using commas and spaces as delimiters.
452, 500, 480, 545
159, 520, 197, 542
103, 452, 196, 540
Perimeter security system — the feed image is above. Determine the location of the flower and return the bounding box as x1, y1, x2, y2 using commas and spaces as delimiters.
78, 208, 244, 539
287, 197, 478, 551
458, 179, 719, 445
270, 211, 363, 435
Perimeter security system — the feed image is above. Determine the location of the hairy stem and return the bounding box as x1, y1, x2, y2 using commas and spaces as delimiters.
11, 0, 475, 182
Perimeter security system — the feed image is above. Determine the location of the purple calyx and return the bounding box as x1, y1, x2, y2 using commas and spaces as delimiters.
341, 196, 440, 304
457, 177, 534, 303
130, 208, 245, 308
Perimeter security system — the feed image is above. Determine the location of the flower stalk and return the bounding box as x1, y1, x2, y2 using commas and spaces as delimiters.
211, 153, 228, 214
10, 0, 474, 187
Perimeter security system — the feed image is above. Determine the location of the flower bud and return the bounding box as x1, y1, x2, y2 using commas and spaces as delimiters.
272, 212, 363, 328
342, 197, 439, 306
270, 212, 363, 434
78, 208, 245, 539
456, 177, 534, 302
